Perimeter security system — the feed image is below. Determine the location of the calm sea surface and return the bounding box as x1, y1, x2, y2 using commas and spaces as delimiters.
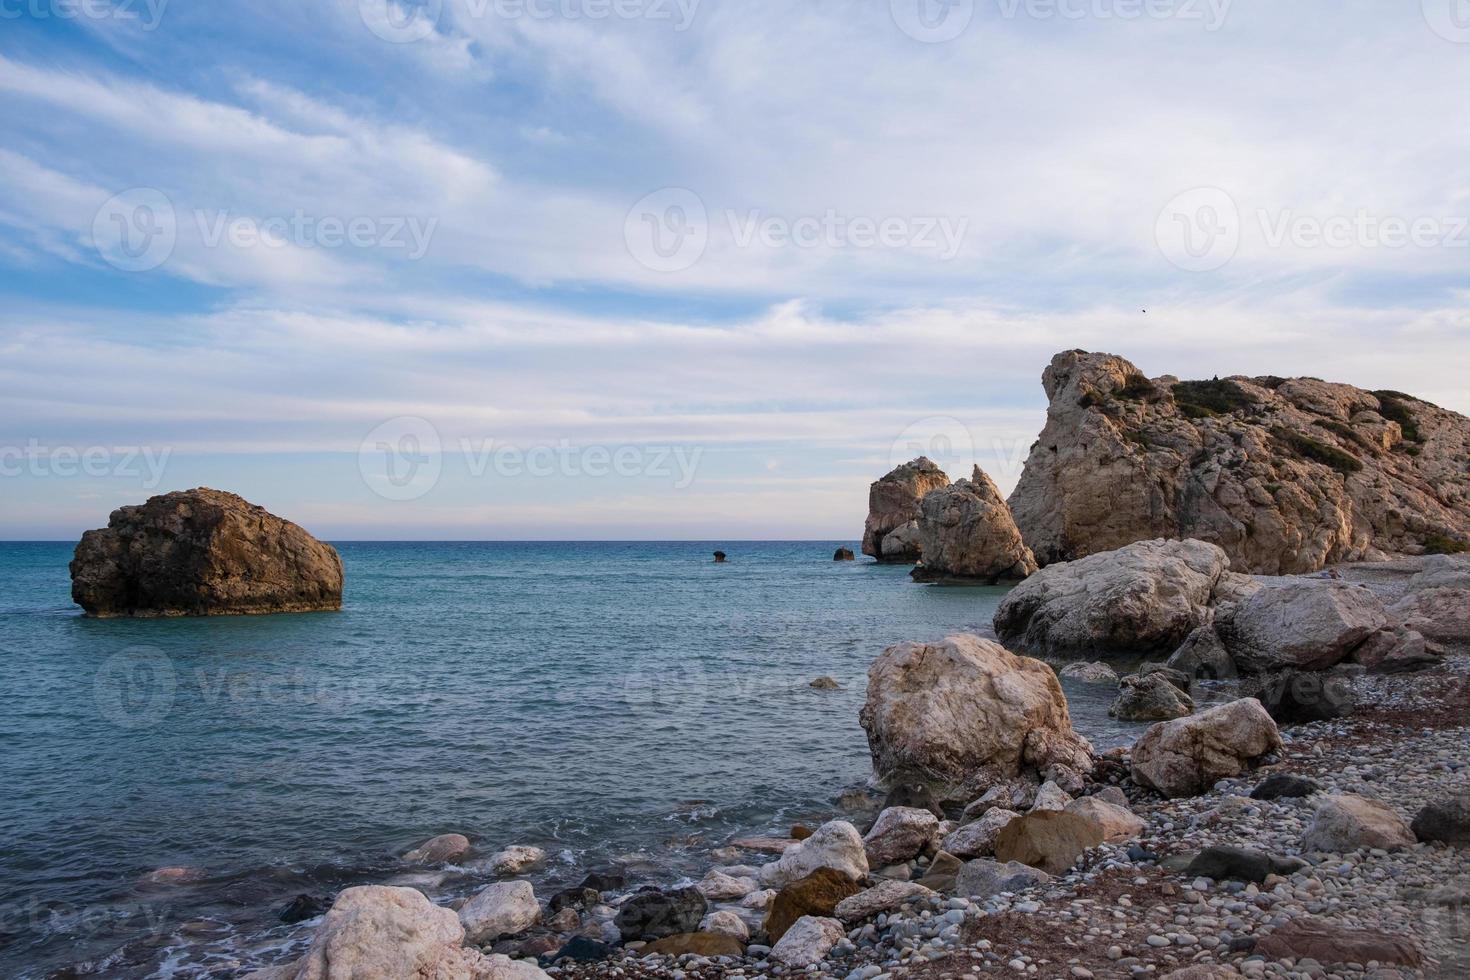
0, 541, 1148, 977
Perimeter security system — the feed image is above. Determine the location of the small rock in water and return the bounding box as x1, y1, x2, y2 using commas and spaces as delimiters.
810, 676, 841, 690
278, 893, 330, 924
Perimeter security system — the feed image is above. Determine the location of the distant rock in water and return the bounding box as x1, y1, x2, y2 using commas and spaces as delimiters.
910, 465, 1037, 584
69, 488, 342, 617
1007, 349, 1470, 573
862, 457, 950, 563
713, 550, 727, 563
833, 547, 855, 561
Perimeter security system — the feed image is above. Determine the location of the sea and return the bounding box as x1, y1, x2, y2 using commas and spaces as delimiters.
0, 541, 1153, 978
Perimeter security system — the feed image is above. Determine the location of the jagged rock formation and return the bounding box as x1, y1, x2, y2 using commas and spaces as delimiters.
911, 466, 1038, 583
70, 488, 343, 617
861, 458, 950, 562
1008, 350, 1470, 574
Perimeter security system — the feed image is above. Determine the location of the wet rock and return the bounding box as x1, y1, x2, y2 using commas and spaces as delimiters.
1059, 661, 1119, 684
404, 833, 472, 864
1110, 672, 1194, 722
614, 886, 707, 941
1411, 791, 1470, 844
860, 634, 1093, 802
695, 870, 757, 901
809, 676, 840, 689
548, 887, 600, 913
278, 894, 330, 925
862, 806, 940, 866
790, 824, 814, 840
70, 488, 343, 617
459, 880, 541, 944
758, 820, 868, 888
1130, 698, 1282, 798
484, 846, 545, 875
1250, 773, 1323, 800
712, 550, 727, 562
577, 871, 626, 894
1184, 845, 1274, 883
763, 867, 864, 943
833, 547, 856, 561
993, 809, 1105, 874
1303, 794, 1416, 852
994, 538, 1234, 659
551, 935, 611, 963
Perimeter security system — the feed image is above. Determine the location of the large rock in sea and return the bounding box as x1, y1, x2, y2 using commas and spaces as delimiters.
910, 466, 1038, 583
859, 634, 1093, 802
1130, 699, 1282, 798
1217, 580, 1388, 672
70, 488, 342, 617
993, 539, 1248, 659
1006, 349, 1470, 573
861, 458, 950, 562
243, 885, 548, 980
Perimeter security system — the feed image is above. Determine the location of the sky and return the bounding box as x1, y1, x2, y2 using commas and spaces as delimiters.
2, 0, 1469, 540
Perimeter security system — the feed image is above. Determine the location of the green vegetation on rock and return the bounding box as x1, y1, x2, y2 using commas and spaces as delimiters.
1173, 379, 1256, 418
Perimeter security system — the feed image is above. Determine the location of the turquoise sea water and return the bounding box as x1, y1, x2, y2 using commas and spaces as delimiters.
0, 541, 1145, 978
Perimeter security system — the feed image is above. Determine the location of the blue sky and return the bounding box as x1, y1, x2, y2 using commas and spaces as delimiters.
2, 0, 1469, 539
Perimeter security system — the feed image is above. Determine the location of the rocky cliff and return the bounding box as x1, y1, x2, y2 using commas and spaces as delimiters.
861, 457, 950, 562
70, 488, 343, 617
1008, 350, 1470, 574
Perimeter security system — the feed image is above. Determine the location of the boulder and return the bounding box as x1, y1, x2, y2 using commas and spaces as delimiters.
833, 881, 936, 923
1255, 918, 1423, 967
1006, 349, 1470, 574
484, 846, 545, 875
550, 936, 611, 964
1218, 581, 1388, 673
1110, 672, 1195, 721
1303, 794, 1416, 853
614, 886, 707, 941
1130, 699, 1282, 798
833, 547, 856, 561
878, 783, 946, 820
404, 833, 471, 864
909, 466, 1038, 583
459, 881, 541, 943
942, 808, 1020, 859
1243, 668, 1354, 724
862, 807, 940, 866
1029, 781, 1073, 813
1411, 791, 1470, 845
741, 888, 776, 909
577, 870, 626, 894
695, 870, 758, 901
70, 488, 343, 617
1165, 625, 1237, 681
1351, 625, 1439, 673
758, 820, 868, 889
769, 915, 845, 967
644, 932, 744, 957
859, 634, 1093, 802
953, 859, 1051, 899
1063, 797, 1145, 843
273, 885, 538, 980
993, 810, 1105, 874
961, 782, 1036, 822
914, 850, 963, 892
1184, 845, 1273, 884
763, 867, 864, 943
700, 909, 750, 941
1138, 663, 1193, 691
809, 676, 841, 689
1391, 587, 1470, 653
1250, 774, 1323, 800
1058, 661, 1119, 684
862, 458, 950, 562
993, 539, 1234, 659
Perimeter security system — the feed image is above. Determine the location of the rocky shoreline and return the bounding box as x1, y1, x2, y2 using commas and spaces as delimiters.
227, 546, 1469, 980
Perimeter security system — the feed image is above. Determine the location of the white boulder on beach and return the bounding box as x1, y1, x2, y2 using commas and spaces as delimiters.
459, 880, 541, 943
758, 820, 868, 888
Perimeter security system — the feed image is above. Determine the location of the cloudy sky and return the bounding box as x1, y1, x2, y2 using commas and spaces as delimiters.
3, 0, 1468, 539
